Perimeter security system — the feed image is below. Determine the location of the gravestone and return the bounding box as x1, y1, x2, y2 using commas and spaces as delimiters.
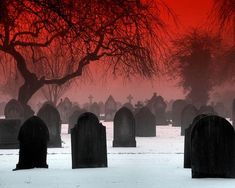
113, 107, 136, 147
14, 116, 49, 170
181, 104, 198, 136
191, 115, 235, 178
123, 102, 134, 112
172, 99, 187, 126
4, 99, 24, 120
71, 112, 107, 168
198, 105, 216, 115
37, 103, 62, 148
147, 93, 168, 125
135, 107, 156, 137
0, 119, 21, 149
89, 102, 100, 119
57, 97, 73, 124
184, 114, 207, 168
134, 101, 144, 114
105, 95, 117, 121
68, 109, 87, 133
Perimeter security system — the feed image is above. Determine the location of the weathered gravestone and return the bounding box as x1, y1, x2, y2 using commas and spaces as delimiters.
135, 107, 156, 137
172, 99, 187, 126
4, 99, 34, 121
37, 103, 62, 148
184, 114, 207, 168
105, 95, 117, 121
113, 107, 136, 147
14, 116, 49, 170
57, 97, 73, 124
191, 115, 235, 178
147, 93, 168, 125
0, 119, 21, 149
68, 109, 87, 133
181, 104, 198, 136
89, 102, 100, 119
71, 112, 107, 168
198, 105, 216, 115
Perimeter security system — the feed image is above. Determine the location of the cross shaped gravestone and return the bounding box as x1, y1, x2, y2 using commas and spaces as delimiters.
127, 95, 133, 104
88, 95, 94, 104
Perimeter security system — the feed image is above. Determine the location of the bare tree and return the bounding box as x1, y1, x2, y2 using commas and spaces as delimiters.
168, 29, 222, 107
0, 0, 173, 105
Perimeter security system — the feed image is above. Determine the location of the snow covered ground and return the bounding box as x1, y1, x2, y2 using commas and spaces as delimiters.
1, 122, 235, 188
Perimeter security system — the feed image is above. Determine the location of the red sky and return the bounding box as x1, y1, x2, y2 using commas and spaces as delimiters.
63, 0, 215, 105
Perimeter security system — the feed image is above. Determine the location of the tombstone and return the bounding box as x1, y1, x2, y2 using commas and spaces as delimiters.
4, 99, 24, 120
14, 116, 49, 170
68, 109, 87, 133
147, 93, 168, 125
135, 107, 156, 137
113, 107, 136, 147
191, 115, 235, 178
105, 95, 117, 121
134, 101, 144, 114
37, 103, 62, 148
4, 99, 34, 121
123, 102, 134, 112
172, 99, 187, 126
0, 119, 21, 149
71, 112, 107, 168
184, 114, 207, 168
89, 102, 100, 119
181, 104, 198, 136
57, 97, 73, 124
198, 105, 216, 115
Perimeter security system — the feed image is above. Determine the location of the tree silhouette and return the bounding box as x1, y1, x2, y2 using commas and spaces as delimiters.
0, 0, 172, 105
169, 29, 222, 107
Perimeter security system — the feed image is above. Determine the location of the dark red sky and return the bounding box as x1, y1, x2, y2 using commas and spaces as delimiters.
65, 0, 214, 105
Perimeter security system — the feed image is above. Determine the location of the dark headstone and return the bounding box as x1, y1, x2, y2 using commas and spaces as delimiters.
0, 119, 21, 149
181, 104, 198, 136
71, 112, 107, 168
105, 95, 117, 121
135, 107, 156, 137
37, 103, 62, 148
113, 107, 136, 147
184, 114, 207, 168
172, 100, 187, 126
147, 93, 168, 125
14, 116, 49, 170
57, 97, 73, 124
68, 109, 87, 133
4, 99, 24, 120
191, 115, 235, 178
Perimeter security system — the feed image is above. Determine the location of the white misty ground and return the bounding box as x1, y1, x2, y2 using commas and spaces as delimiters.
1, 122, 235, 188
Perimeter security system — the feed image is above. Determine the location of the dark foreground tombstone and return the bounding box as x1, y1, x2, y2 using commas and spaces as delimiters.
0, 119, 21, 149
68, 109, 87, 133
191, 115, 235, 178
37, 104, 62, 148
181, 104, 198, 136
71, 112, 107, 168
135, 107, 156, 137
113, 107, 136, 147
184, 114, 207, 168
14, 116, 49, 170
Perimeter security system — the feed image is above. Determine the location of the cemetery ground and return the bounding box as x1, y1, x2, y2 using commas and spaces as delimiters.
1, 122, 235, 188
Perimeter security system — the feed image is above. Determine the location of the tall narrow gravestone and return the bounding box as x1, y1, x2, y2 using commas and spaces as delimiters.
181, 104, 198, 136
172, 100, 187, 127
113, 107, 136, 147
191, 115, 235, 178
0, 119, 21, 149
14, 116, 49, 170
184, 114, 207, 168
37, 104, 62, 148
135, 107, 156, 137
71, 112, 107, 168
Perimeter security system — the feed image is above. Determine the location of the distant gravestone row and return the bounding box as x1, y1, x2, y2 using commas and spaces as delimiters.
183, 114, 235, 178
